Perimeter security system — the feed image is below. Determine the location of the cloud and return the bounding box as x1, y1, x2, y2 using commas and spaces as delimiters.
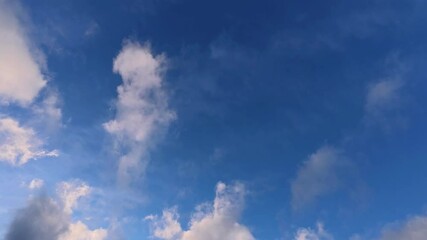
0, 117, 58, 166
379, 215, 427, 240
104, 41, 175, 186
147, 182, 255, 240
365, 77, 403, 116
28, 178, 44, 190
291, 146, 350, 209
32, 89, 63, 129
5, 180, 107, 240
294, 222, 333, 240
84, 21, 100, 38
146, 207, 183, 240
0, 1, 47, 106
0, 1, 62, 129
57, 180, 91, 215
59, 221, 108, 240
5, 195, 69, 240
363, 54, 408, 130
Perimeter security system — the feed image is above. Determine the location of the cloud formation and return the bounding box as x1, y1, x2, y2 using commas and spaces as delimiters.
365, 77, 403, 116
28, 178, 44, 189
5, 195, 69, 240
0, 1, 47, 106
57, 180, 91, 215
291, 146, 350, 209
147, 182, 255, 240
59, 221, 108, 240
32, 90, 63, 129
104, 41, 175, 186
294, 222, 333, 240
379, 215, 427, 240
5, 180, 107, 240
0, 117, 58, 166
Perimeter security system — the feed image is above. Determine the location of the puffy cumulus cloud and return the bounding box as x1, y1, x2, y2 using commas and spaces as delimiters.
145, 207, 182, 240
294, 223, 333, 240
5, 195, 69, 240
57, 180, 91, 215
291, 146, 350, 210
5, 180, 107, 240
104, 41, 175, 186
59, 221, 108, 240
147, 182, 255, 240
28, 178, 44, 189
0, 117, 58, 166
379, 215, 427, 240
0, 0, 47, 106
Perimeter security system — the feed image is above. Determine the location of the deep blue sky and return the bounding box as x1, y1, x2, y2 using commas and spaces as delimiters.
1, 0, 427, 239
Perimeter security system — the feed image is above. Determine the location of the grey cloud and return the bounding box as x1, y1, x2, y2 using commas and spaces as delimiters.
291, 146, 351, 210
5, 195, 69, 240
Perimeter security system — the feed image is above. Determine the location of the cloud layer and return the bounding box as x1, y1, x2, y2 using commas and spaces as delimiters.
147, 182, 255, 240
104, 41, 175, 186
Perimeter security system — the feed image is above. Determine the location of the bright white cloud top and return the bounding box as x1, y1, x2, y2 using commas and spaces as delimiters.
146, 182, 255, 240
104, 41, 175, 186
0, 1, 47, 106
28, 178, 44, 189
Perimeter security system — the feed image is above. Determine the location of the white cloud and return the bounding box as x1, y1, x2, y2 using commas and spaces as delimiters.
294, 222, 333, 240
147, 182, 255, 240
0, 117, 58, 166
104, 41, 175, 186
291, 146, 350, 209
379, 215, 427, 240
145, 207, 183, 240
57, 180, 91, 215
0, 1, 47, 106
59, 221, 108, 240
28, 178, 44, 189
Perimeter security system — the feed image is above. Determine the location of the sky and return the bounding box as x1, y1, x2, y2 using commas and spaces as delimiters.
1, 0, 427, 239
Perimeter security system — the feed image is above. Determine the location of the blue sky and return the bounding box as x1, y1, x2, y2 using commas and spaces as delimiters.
1, 0, 427, 239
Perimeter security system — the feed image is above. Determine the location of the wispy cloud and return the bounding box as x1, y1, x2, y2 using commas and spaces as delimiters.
146, 182, 255, 240
363, 54, 408, 130
365, 78, 403, 114
0, 117, 58, 166
291, 146, 351, 210
294, 222, 333, 240
104, 41, 175, 186
379, 215, 427, 240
